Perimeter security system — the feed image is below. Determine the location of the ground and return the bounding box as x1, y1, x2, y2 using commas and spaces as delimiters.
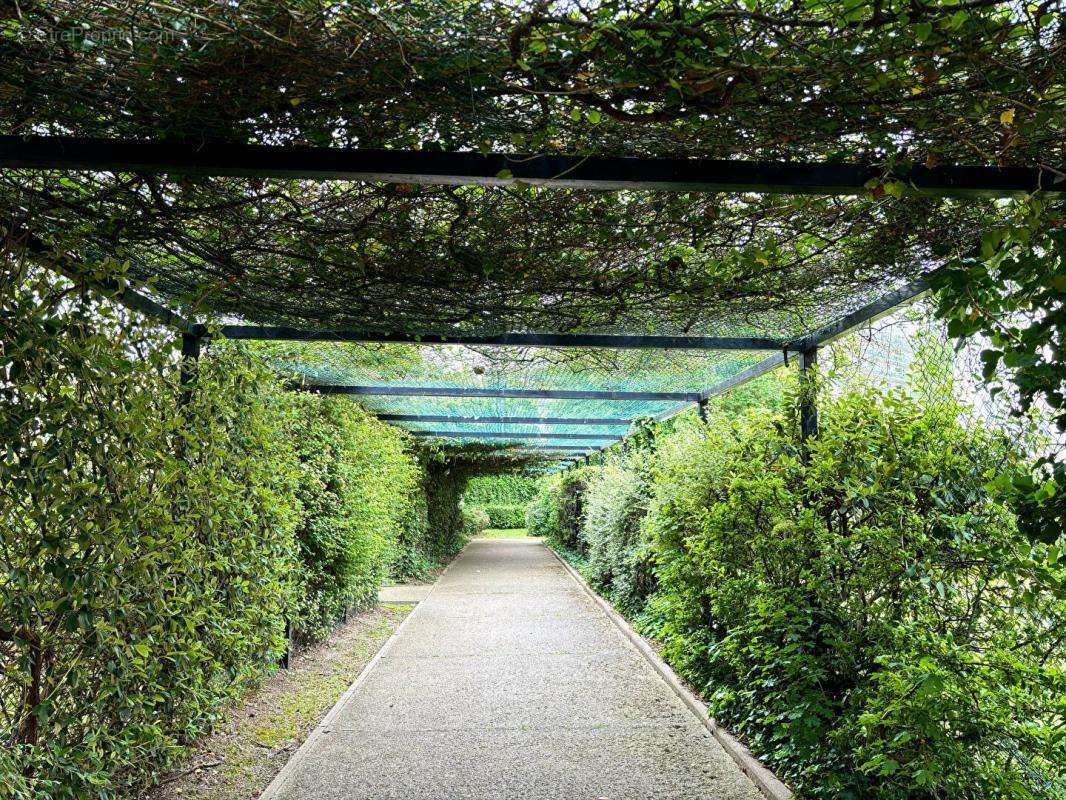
261, 539, 763, 800
143, 604, 412, 800
480, 527, 529, 538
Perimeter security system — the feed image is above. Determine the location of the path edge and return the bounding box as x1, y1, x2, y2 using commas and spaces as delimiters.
256, 552, 461, 800
547, 544, 794, 800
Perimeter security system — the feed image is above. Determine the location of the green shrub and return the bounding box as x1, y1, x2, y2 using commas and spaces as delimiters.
526, 466, 599, 552
0, 265, 438, 797
641, 389, 1064, 799
287, 396, 422, 641
539, 377, 1064, 799
477, 503, 527, 528
580, 462, 655, 615
557, 468, 599, 553
0, 267, 300, 798
423, 460, 473, 559
390, 473, 435, 580
525, 481, 561, 539
464, 475, 537, 529
463, 505, 491, 537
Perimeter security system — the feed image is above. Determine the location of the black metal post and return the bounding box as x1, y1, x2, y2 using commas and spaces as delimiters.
178, 331, 202, 408
697, 399, 708, 423
799, 346, 818, 446
280, 619, 291, 669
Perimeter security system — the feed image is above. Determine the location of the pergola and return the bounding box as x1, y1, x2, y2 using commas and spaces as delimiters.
1, 1, 1061, 466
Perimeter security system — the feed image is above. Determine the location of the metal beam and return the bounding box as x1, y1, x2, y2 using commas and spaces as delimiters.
296, 385, 700, 401
220, 325, 780, 351
2, 136, 1059, 198
376, 414, 633, 426
648, 272, 934, 427
799, 347, 819, 444
786, 274, 933, 353
178, 331, 202, 409
698, 353, 788, 402
410, 430, 619, 441
514, 445, 599, 452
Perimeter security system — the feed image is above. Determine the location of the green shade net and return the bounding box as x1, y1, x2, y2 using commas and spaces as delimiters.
250, 342, 769, 457
2, 174, 1005, 339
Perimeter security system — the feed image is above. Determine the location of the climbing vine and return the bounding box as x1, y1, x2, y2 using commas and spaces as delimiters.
930, 199, 1064, 543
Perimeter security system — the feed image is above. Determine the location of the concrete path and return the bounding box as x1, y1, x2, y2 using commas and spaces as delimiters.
265, 539, 763, 800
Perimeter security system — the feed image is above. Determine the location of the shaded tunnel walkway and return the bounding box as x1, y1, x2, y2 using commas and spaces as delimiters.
261, 539, 763, 800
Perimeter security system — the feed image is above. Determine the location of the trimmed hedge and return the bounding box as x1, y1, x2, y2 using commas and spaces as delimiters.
477, 503, 527, 528
288, 396, 424, 641
464, 475, 537, 528
0, 266, 456, 798
423, 460, 474, 561
462, 506, 491, 537
464, 474, 538, 506
581, 462, 654, 616
525, 466, 597, 552
530, 380, 1065, 799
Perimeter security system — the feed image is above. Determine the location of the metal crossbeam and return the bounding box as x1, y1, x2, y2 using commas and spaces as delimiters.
410, 430, 618, 441
219, 326, 780, 351
513, 448, 601, 454
785, 273, 934, 352
2, 136, 1059, 198
645, 273, 940, 428
297, 385, 700, 401
377, 414, 632, 426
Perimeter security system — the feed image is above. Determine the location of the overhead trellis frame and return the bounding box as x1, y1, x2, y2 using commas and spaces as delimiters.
410, 430, 619, 442
377, 414, 632, 426
3, 175, 955, 462
3, 0, 1060, 467
295, 385, 702, 402
215, 326, 781, 351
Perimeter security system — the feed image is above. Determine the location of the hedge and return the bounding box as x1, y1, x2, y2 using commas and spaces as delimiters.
580, 462, 654, 616
464, 474, 539, 506
464, 475, 538, 528
0, 265, 462, 798
462, 506, 491, 538
530, 376, 1065, 799
473, 503, 525, 528
287, 395, 425, 641
526, 466, 597, 553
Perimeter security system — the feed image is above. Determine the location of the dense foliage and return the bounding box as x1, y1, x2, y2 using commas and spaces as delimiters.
526, 467, 598, 552
531, 372, 1065, 799
581, 460, 655, 616
462, 506, 492, 539
464, 474, 538, 528
3, 1, 1058, 163
464, 475, 539, 506
931, 198, 1064, 544
0, 266, 464, 798
287, 396, 423, 641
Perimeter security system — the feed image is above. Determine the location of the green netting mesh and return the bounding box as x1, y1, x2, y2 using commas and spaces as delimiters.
4, 0, 1057, 473
230, 342, 767, 455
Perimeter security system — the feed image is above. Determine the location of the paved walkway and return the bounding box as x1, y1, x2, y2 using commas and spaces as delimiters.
265, 539, 763, 800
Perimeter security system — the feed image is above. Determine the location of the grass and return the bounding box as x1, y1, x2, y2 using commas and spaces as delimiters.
480, 528, 530, 538
144, 603, 412, 800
